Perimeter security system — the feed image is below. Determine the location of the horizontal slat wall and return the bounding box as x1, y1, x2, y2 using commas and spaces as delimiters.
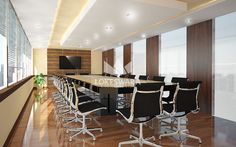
47, 49, 91, 87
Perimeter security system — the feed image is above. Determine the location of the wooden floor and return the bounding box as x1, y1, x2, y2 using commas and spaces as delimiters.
8, 88, 236, 147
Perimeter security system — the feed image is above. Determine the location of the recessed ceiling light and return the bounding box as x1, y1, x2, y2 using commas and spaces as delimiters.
105, 25, 113, 32
185, 18, 193, 25
85, 40, 90, 45
141, 34, 146, 38
125, 11, 135, 19
93, 33, 99, 40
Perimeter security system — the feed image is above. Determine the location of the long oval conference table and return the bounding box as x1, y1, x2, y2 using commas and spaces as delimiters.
66, 75, 166, 115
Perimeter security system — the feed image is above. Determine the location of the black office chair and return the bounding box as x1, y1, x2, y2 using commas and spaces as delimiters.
116, 83, 164, 147
68, 82, 107, 141
139, 75, 148, 80
128, 74, 136, 79
162, 84, 178, 113
171, 77, 188, 83
153, 76, 165, 82
66, 73, 75, 75
80, 72, 89, 75
159, 81, 202, 144
119, 74, 128, 78
110, 74, 118, 77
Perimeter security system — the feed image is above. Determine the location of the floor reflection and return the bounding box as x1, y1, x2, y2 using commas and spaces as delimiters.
8, 88, 236, 147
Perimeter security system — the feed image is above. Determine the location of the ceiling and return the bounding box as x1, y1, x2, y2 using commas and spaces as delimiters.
11, 0, 236, 50
11, 0, 58, 48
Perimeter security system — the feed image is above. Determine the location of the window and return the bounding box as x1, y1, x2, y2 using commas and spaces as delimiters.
0, 0, 32, 88
8, 6, 18, 84
114, 46, 123, 75
0, 34, 7, 89
133, 39, 146, 76
215, 12, 236, 122
160, 27, 186, 82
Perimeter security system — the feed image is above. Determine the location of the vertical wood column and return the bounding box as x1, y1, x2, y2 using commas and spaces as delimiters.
146, 35, 160, 79
187, 20, 214, 114
102, 49, 114, 73
123, 44, 132, 74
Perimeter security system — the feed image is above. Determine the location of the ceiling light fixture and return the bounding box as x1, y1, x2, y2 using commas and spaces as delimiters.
105, 25, 113, 32
85, 40, 90, 45
125, 11, 135, 20
93, 33, 99, 40
141, 34, 146, 38
185, 18, 193, 26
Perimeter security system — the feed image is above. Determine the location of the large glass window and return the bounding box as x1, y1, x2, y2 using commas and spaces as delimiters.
160, 27, 186, 82
133, 39, 146, 76
114, 46, 124, 75
8, 5, 18, 84
0, 0, 32, 89
215, 12, 236, 122
0, 34, 7, 89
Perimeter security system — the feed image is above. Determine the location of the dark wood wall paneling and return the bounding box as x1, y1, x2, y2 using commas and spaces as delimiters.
47, 49, 91, 86
187, 20, 214, 114
146, 35, 160, 79
123, 44, 132, 74
102, 49, 114, 73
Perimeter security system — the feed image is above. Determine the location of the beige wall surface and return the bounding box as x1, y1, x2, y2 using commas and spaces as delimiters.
33, 48, 48, 75
0, 78, 33, 147
91, 50, 102, 74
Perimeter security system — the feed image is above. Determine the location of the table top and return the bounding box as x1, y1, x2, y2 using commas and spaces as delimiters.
67, 75, 163, 88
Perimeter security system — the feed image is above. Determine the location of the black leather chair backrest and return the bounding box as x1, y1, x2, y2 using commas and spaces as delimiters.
163, 84, 178, 102
128, 74, 136, 79
80, 73, 89, 75
175, 81, 201, 113
171, 77, 188, 83
71, 83, 78, 108
153, 76, 165, 82
119, 74, 127, 78
139, 75, 148, 80
133, 83, 164, 121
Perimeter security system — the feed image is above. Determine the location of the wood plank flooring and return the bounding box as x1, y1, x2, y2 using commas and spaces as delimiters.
7, 88, 236, 147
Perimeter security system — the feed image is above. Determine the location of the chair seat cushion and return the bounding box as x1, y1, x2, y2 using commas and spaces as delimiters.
77, 91, 85, 96
78, 96, 93, 103
78, 101, 106, 113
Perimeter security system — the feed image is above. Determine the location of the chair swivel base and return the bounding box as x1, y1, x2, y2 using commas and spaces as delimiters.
68, 127, 102, 141
68, 115, 102, 141
119, 135, 160, 147
159, 129, 202, 144
118, 123, 161, 147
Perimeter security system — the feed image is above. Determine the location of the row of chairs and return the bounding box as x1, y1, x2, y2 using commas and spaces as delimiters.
52, 76, 106, 141
52, 75, 201, 146
116, 81, 202, 147
102, 72, 189, 82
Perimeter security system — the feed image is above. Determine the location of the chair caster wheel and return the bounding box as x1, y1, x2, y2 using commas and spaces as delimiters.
69, 137, 72, 142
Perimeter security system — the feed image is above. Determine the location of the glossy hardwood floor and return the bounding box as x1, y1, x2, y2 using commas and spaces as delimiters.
8, 88, 236, 147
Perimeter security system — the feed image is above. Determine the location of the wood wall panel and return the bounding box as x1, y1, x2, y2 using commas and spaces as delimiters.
187, 20, 214, 114
47, 49, 91, 87
123, 44, 132, 74
102, 49, 114, 73
146, 35, 160, 78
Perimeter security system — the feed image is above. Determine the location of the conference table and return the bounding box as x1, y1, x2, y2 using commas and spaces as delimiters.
66, 75, 165, 115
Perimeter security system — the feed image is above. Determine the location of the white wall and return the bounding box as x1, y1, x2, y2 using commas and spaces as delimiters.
33, 48, 47, 75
